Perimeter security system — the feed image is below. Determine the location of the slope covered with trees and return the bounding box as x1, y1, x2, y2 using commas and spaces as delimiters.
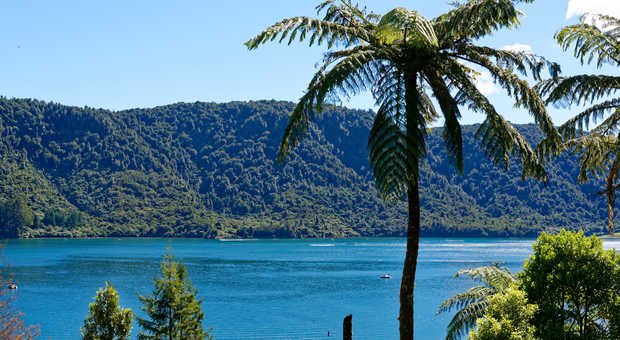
0, 98, 608, 238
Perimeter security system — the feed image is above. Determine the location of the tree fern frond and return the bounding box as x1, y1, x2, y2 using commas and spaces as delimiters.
317, 48, 385, 104
278, 50, 381, 163
424, 68, 463, 173
564, 133, 619, 182
476, 114, 546, 180
444, 300, 491, 340
455, 264, 516, 289
368, 70, 431, 200
373, 66, 406, 123
558, 98, 620, 139
368, 111, 409, 200
555, 14, 620, 67
539, 75, 620, 107
463, 45, 561, 81
437, 286, 494, 315
373, 67, 438, 132
591, 107, 620, 136
323, 45, 383, 68
245, 16, 371, 50
443, 59, 548, 180
317, 0, 379, 27
402, 81, 431, 173
458, 48, 561, 148
432, 0, 531, 43
537, 74, 620, 160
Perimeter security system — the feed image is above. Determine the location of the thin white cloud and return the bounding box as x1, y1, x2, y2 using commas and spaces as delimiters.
502, 43, 533, 54
475, 72, 498, 96
566, 0, 620, 19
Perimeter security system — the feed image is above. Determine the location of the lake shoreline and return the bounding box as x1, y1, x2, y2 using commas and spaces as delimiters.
15, 235, 547, 241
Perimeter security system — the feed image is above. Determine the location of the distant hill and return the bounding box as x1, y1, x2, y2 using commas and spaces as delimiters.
0, 97, 608, 238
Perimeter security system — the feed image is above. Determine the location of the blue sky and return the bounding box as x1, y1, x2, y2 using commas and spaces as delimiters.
1, 0, 618, 125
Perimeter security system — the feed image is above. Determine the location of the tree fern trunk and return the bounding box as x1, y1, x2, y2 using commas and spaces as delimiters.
607, 192, 614, 236
606, 153, 619, 236
399, 176, 421, 340
400, 69, 422, 340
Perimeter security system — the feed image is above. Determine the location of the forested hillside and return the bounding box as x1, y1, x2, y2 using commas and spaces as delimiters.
0, 98, 608, 238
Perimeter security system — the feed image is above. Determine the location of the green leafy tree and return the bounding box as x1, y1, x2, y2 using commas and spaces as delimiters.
538, 14, 620, 235
246, 1, 560, 338
137, 251, 212, 340
520, 230, 620, 340
600, 294, 620, 340
437, 264, 516, 340
467, 286, 538, 340
81, 282, 133, 340
0, 196, 34, 238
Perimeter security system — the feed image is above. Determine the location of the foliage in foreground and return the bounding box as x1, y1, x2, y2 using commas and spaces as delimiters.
81, 282, 133, 340
467, 286, 538, 340
137, 251, 212, 340
443, 231, 619, 340
437, 264, 516, 340
520, 230, 620, 340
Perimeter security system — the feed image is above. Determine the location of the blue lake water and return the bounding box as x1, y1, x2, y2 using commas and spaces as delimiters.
5, 238, 619, 339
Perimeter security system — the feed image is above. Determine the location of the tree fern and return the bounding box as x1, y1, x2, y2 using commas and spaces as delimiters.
538, 14, 620, 235
247, 1, 560, 338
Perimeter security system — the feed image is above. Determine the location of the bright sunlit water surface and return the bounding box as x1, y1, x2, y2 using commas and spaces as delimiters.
6, 238, 620, 339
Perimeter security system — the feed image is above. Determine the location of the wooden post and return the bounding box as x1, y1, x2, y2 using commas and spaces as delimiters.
343, 314, 352, 340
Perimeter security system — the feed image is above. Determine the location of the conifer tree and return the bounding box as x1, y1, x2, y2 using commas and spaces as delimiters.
137, 251, 212, 340
81, 281, 133, 340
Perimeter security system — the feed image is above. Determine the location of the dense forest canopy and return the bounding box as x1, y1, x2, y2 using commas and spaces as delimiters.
0, 97, 608, 238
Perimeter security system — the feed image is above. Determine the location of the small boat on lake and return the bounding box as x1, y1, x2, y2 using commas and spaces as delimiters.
380, 274, 391, 279
7, 283, 17, 289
